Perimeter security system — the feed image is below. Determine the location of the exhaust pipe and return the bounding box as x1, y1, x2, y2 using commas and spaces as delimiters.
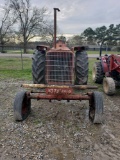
54, 8, 60, 48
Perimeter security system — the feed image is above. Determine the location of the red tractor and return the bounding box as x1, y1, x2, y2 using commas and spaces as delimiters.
92, 38, 120, 95
13, 8, 104, 124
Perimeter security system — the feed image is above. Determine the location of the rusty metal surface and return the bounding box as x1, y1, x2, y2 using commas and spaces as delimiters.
45, 51, 74, 85
49, 40, 73, 52
54, 8, 60, 48
73, 85, 98, 89
28, 93, 91, 101
22, 84, 98, 89
22, 84, 70, 88
49, 47, 72, 52
49, 41, 72, 52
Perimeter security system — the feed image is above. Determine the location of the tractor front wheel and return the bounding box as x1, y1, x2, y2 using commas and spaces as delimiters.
89, 91, 104, 124
13, 91, 31, 121
103, 77, 115, 95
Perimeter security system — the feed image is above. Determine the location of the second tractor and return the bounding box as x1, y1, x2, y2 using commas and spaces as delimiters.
92, 38, 120, 95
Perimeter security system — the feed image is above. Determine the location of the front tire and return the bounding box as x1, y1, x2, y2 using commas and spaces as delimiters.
103, 77, 115, 95
89, 91, 104, 124
14, 91, 31, 121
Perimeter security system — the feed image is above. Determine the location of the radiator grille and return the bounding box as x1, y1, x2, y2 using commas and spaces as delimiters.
46, 52, 74, 85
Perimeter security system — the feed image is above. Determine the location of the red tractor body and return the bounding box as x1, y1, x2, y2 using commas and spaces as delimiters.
92, 38, 120, 95
101, 54, 120, 74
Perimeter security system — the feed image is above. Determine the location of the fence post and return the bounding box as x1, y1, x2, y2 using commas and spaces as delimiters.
21, 49, 23, 70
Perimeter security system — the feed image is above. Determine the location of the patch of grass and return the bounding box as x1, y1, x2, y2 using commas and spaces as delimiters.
0, 58, 32, 80
88, 58, 96, 84
2, 49, 120, 55
0, 57, 104, 92
3, 49, 34, 54
0, 57, 99, 81
87, 51, 99, 54
87, 50, 119, 55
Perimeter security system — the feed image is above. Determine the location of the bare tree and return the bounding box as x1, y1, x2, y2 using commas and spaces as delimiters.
40, 22, 54, 47
0, 2, 16, 52
10, 0, 47, 53
41, 21, 62, 47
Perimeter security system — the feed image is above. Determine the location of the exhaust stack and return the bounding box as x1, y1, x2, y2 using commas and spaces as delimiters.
54, 8, 60, 48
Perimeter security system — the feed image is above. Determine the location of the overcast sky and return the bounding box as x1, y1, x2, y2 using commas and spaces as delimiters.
31, 0, 120, 34
0, 0, 120, 35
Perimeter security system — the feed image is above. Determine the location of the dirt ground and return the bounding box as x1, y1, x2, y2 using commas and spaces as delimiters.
0, 79, 120, 160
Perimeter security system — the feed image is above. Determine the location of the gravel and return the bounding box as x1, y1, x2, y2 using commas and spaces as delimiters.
0, 79, 120, 160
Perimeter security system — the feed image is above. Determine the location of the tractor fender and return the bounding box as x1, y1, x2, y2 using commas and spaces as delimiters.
101, 56, 109, 73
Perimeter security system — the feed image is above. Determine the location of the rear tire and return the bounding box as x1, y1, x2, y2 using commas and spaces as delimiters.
75, 51, 88, 85
103, 77, 115, 95
89, 91, 104, 124
92, 62, 104, 84
14, 91, 31, 121
32, 50, 46, 84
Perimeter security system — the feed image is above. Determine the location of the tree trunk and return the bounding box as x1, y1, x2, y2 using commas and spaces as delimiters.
23, 43, 27, 54
1, 44, 4, 53
1, 45, 4, 53
23, 37, 27, 54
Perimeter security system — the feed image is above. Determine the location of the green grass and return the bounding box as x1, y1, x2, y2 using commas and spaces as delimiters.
0, 57, 98, 82
0, 57, 108, 92
88, 58, 96, 84
1, 49, 120, 55
87, 50, 119, 54
2, 49, 34, 54
0, 58, 32, 80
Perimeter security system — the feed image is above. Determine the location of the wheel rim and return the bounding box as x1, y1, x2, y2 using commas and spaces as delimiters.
22, 95, 29, 118
89, 107, 95, 121
92, 66, 96, 81
89, 97, 95, 121
103, 79, 108, 93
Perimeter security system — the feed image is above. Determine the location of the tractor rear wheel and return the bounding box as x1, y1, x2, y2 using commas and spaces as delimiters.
75, 51, 88, 85
14, 91, 31, 121
92, 62, 104, 83
89, 91, 104, 124
103, 77, 115, 95
32, 50, 46, 84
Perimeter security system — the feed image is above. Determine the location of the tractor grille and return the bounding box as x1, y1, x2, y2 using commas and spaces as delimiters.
46, 52, 74, 85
